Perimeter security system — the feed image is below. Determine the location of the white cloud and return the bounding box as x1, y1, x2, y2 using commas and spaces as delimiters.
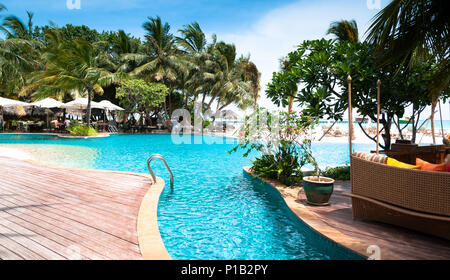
216, 0, 379, 111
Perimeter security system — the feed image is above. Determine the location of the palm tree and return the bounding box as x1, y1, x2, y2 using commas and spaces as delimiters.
24, 34, 123, 127
175, 22, 208, 108
239, 56, 261, 110
176, 22, 207, 54
327, 19, 359, 139
119, 16, 184, 116
0, 8, 40, 99
366, 0, 449, 144
327, 19, 359, 43
202, 41, 250, 112
1, 11, 36, 40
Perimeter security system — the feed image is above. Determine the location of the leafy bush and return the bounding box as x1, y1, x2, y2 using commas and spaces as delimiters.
67, 124, 98, 136
321, 166, 350, 181
230, 108, 319, 186
251, 141, 304, 186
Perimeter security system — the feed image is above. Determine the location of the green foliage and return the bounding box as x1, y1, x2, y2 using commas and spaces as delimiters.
230, 108, 320, 185
116, 79, 168, 113
66, 124, 98, 136
321, 166, 350, 181
266, 38, 447, 149
251, 141, 304, 186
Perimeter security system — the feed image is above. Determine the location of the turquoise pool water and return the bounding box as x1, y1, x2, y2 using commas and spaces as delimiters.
0, 133, 372, 260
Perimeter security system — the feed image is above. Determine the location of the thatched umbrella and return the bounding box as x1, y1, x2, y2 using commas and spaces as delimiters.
32, 98, 64, 128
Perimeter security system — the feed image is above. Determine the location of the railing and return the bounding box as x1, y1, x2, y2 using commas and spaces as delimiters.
147, 154, 174, 189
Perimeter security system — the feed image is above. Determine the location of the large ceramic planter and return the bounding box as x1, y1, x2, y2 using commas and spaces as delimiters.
302, 176, 335, 206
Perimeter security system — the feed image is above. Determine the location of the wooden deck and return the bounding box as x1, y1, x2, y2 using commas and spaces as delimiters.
299, 182, 450, 260
0, 157, 151, 260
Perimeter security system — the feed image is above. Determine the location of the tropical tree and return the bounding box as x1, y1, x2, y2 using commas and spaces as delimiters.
116, 78, 168, 125
239, 56, 261, 110
24, 34, 123, 127
367, 0, 449, 143
266, 39, 441, 149
326, 19, 359, 43
176, 22, 207, 54
0, 7, 40, 98
119, 16, 184, 116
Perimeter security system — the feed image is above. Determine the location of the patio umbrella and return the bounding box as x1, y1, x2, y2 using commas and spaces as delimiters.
0, 97, 32, 131
32, 98, 64, 129
98, 100, 124, 111
217, 109, 240, 120
61, 98, 104, 109
61, 98, 104, 125
32, 98, 64, 109
0, 97, 32, 107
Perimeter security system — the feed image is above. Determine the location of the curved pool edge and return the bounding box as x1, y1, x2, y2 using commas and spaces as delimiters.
137, 176, 172, 260
243, 166, 398, 260
6, 156, 172, 260
0, 132, 113, 139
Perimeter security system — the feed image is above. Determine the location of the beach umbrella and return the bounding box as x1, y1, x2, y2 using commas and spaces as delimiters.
32, 98, 64, 129
0, 97, 32, 107
0, 97, 32, 130
31, 98, 64, 109
217, 109, 240, 120
98, 100, 124, 111
61, 98, 103, 110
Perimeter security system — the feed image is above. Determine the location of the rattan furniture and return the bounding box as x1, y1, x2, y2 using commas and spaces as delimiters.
344, 156, 450, 240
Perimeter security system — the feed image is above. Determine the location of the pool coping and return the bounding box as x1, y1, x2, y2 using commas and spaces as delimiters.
3, 156, 172, 260
0, 132, 113, 139
243, 166, 399, 260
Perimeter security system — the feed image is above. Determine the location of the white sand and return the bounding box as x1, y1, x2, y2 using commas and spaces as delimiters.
0, 146, 34, 161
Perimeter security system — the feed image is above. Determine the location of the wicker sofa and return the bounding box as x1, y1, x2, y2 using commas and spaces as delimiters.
345, 156, 450, 240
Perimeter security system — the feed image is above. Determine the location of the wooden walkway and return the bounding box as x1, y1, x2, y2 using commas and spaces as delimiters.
0, 157, 151, 260
298, 182, 450, 260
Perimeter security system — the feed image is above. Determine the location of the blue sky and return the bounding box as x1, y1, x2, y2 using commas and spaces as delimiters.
1, 0, 448, 118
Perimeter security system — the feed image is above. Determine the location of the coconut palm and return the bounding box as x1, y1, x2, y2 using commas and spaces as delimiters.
119, 16, 185, 116
24, 34, 123, 127
366, 0, 449, 143
327, 19, 359, 43
202, 41, 250, 111
176, 22, 207, 54
239, 56, 261, 110
0, 8, 40, 98
1, 11, 36, 40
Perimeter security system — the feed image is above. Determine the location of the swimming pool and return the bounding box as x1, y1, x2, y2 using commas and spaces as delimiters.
0, 133, 372, 260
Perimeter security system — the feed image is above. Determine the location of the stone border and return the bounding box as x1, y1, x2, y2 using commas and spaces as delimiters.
0, 132, 113, 139
137, 176, 171, 260
243, 167, 399, 260
0, 156, 172, 260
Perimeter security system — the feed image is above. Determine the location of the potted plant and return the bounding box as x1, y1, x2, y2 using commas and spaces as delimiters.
230, 108, 335, 205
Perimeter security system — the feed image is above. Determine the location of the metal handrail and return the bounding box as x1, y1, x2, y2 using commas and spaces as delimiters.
147, 154, 174, 189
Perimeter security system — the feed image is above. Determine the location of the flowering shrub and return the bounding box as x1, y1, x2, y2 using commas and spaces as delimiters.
230, 108, 320, 186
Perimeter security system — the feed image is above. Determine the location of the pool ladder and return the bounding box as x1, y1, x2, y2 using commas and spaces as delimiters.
147, 154, 174, 189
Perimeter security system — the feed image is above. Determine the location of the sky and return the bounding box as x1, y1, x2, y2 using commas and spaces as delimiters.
1, 0, 449, 119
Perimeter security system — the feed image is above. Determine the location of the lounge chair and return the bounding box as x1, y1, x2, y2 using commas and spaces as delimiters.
345, 155, 450, 240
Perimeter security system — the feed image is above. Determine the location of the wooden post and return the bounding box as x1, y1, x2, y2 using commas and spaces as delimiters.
377, 80, 381, 154
347, 75, 353, 157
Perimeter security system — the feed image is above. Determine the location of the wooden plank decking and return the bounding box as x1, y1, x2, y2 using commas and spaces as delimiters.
299, 182, 450, 260
0, 156, 151, 260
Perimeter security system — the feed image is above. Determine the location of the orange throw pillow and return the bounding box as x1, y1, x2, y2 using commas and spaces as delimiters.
416, 158, 447, 172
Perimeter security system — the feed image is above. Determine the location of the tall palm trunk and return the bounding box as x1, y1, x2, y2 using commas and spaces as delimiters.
87, 89, 92, 128
430, 97, 438, 144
